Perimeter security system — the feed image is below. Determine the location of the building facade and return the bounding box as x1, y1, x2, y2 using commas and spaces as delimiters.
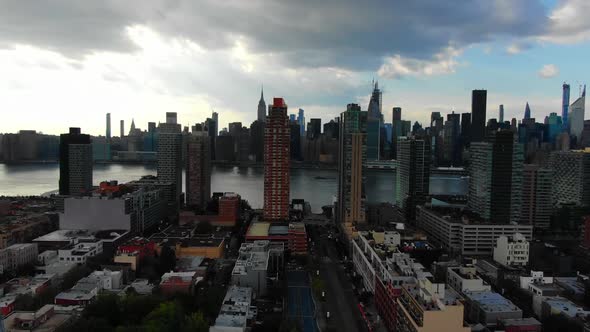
263, 98, 290, 221
471, 90, 487, 143
521, 164, 552, 228
550, 149, 590, 207
185, 129, 211, 210
338, 104, 367, 234
493, 233, 529, 267
396, 137, 430, 221
59, 128, 92, 196
468, 131, 524, 223
157, 114, 183, 208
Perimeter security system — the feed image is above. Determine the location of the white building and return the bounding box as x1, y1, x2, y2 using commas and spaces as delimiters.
519, 271, 554, 291
59, 187, 165, 234
231, 241, 283, 297
417, 205, 533, 256
58, 240, 103, 264
89, 269, 123, 290
493, 233, 529, 267
447, 265, 491, 295
210, 286, 254, 332
0, 243, 38, 272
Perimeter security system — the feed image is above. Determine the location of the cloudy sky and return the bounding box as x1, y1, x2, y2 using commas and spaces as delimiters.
1, 0, 589, 136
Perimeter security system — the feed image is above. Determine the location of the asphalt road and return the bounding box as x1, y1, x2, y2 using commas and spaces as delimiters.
311, 225, 367, 332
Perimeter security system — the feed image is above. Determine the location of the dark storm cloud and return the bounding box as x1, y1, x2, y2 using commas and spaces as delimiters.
0, 0, 549, 69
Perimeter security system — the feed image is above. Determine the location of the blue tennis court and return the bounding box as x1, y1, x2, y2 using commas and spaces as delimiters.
286, 271, 318, 332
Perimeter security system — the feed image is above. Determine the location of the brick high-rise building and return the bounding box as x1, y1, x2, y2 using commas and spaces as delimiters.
185, 125, 211, 211
263, 98, 290, 221
521, 164, 552, 229
338, 104, 367, 233
59, 127, 92, 196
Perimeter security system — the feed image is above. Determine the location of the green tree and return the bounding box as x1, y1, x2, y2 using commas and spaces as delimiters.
143, 302, 185, 332
83, 293, 121, 327
182, 312, 209, 332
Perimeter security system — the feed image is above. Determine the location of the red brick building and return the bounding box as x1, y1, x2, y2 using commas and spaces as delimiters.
245, 222, 308, 255
374, 278, 402, 332
185, 131, 211, 210
216, 193, 241, 226
263, 98, 290, 221
159, 271, 201, 296
117, 237, 156, 260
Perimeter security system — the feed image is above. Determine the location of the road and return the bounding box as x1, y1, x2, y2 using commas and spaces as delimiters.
310, 225, 367, 332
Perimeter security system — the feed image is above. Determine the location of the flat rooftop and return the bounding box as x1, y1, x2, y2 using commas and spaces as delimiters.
464, 291, 521, 313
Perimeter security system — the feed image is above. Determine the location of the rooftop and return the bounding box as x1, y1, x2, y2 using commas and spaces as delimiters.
213, 286, 253, 328
464, 291, 521, 313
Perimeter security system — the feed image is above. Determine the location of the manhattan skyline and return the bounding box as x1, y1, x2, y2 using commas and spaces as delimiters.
1, 0, 589, 136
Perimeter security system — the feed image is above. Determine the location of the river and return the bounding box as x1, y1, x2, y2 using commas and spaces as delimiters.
0, 163, 467, 211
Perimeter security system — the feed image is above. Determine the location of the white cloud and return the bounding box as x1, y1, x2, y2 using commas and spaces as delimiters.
377, 47, 462, 79
537, 64, 559, 78
0, 26, 363, 135
505, 41, 533, 55
541, 0, 590, 44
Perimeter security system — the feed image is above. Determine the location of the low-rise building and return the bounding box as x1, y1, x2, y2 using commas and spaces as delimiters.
0, 243, 39, 273
231, 241, 284, 297
59, 182, 165, 234
210, 286, 254, 332
519, 271, 554, 292
417, 205, 533, 256
493, 233, 529, 267
396, 278, 469, 332
3, 304, 75, 332
446, 265, 491, 295
159, 271, 202, 295
463, 290, 523, 327
54, 277, 100, 306
245, 222, 308, 255
150, 225, 227, 259
122, 279, 155, 295
89, 269, 123, 290
57, 239, 103, 264
497, 317, 542, 332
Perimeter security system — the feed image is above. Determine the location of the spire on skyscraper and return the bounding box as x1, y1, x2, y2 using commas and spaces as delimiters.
524, 102, 531, 120
257, 84, 267, 122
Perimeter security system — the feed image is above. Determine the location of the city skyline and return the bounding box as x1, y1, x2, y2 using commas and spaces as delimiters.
0, 1, 589, 136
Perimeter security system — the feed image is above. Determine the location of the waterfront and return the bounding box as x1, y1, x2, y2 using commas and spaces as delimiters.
0, 163, 467, 211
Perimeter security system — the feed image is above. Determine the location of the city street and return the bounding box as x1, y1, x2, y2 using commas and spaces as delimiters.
309, 225, 368, 332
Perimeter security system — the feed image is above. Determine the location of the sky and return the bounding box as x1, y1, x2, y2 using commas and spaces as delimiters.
0, 0, 589, 136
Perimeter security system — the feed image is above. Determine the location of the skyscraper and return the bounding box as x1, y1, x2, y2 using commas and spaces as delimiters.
391, 107, 402, 159
186, 125, 211, 210
396, 137, 430, 221
367, 81, 382, 160
297, 108, 305, 136
338, 103, 367, 230
499, 105, 504, 123
468, 130, 523, 223
307, 118, 322, 140
461, 112, 472, 149
263, 98, 290, 221
59, 127, 92, 196
562, 83, 571, 132
120, 120, 125, 138
521, 164, 552, 229
524, 102, 531, 120
106, 113, 111, 140
568, 85, 586, 140
250, 120, 265, 162
257, 87, 266, 123
550, 149, 590, 207
471, 90, 487, 143
157, 113, 183, 208
212, 112, 219, 137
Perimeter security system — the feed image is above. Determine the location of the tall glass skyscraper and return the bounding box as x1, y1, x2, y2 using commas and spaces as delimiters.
562, 83, 570, 132
367, 82, 382, 160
